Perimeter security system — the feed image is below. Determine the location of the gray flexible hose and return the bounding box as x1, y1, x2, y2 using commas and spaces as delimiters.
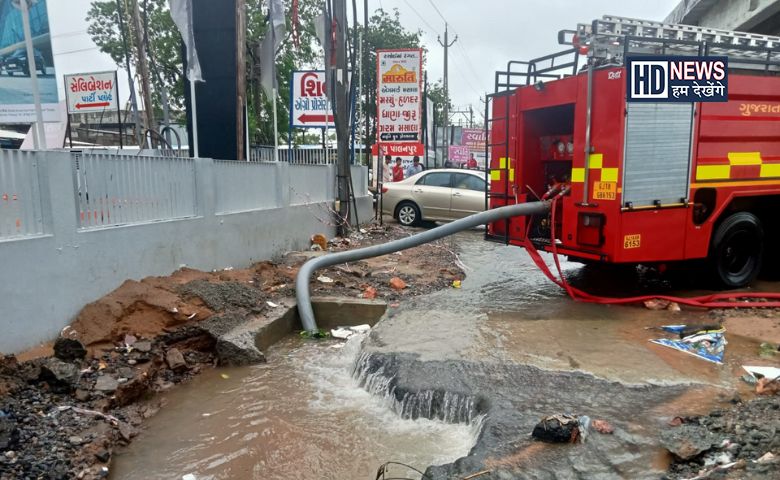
295, 201, 551, 332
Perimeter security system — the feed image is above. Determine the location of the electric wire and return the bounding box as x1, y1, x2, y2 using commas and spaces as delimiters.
401, 0, 440, 37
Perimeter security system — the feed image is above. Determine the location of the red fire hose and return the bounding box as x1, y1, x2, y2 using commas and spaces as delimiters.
521, 196, 780, 309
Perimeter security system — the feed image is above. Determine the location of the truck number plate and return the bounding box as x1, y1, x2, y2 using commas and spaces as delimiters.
593, 181, 616, 200
623, 234, 641, 249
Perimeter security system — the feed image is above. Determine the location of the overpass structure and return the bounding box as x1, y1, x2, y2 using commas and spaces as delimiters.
666, 0, 780, 35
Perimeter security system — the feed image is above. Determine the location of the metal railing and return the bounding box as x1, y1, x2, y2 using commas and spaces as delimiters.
0, 150, 45, 239
250, 145, 338, 164
73, 152, 197, 229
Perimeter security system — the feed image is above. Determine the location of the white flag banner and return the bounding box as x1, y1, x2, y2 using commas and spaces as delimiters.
169, 0, 203, 82
259, 0, 286, 96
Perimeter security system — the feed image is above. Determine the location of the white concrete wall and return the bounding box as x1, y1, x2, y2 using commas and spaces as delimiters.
0, 150, 372, 352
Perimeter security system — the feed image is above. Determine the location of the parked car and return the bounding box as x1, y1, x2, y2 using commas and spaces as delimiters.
381, 168, 486, 226
2, 48, 46, 76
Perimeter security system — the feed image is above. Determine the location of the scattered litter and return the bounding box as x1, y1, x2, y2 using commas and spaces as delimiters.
644, 299, 670, 310
361, 286, 377, 299
55, 405, 119, 426
266, 301, 279, 308
311, 233, 328, 250
756, 377, 780, 396
389, 303, 400, 308
187, 312, 197, 320
531, 414, 582, 443
331, 324, 371, 340
389, 277, 406, 290
452, 280, 462, 289
330, 343, 345, 349
300, 329, 330, 339
667, 302, 681, 312
223, 266, 233, 271
317, 275, 335, 284
170, 307, 179, 314
650, 325, 726, 364
393, 251, 403, 256
591, 419, 614, 434
359, 228, 367, 234
757, 452, 776, 463
98, 361, 107, 371
742, 365, 780, 381
124, 334, 137, 346
310, 244, 323, 251
220, 374, 230, 380
182, 474, 197, 480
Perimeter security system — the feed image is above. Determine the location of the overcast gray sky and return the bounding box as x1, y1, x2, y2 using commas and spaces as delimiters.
49, 0, 681, 112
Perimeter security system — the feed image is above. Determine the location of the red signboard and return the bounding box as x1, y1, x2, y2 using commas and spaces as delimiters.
461, 128, 486, 151
371, 142, 424, 157
448, 145, 470, 164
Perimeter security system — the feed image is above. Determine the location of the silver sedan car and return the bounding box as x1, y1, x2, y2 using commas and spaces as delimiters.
381, 169, 486, 226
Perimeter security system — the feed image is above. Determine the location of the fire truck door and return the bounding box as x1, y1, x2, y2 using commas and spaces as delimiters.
622, 103, 694, 207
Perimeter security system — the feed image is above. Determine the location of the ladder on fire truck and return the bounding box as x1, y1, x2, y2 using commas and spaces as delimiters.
484, 15, 780, 244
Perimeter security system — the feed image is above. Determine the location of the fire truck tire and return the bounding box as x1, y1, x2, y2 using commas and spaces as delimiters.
710, 212, 764, 288
395, 202, 420, 227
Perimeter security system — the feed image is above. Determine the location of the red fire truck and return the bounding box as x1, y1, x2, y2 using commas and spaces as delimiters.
485, 16, 780, 288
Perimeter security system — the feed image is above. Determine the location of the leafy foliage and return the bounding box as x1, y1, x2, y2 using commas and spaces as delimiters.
85, 1, 450, 145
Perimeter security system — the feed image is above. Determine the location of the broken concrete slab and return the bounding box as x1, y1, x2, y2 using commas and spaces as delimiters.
38, 358, 81, 393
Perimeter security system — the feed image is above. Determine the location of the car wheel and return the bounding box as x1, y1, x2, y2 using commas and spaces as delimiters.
396, 202, 420, 227
709, 211, 763, 288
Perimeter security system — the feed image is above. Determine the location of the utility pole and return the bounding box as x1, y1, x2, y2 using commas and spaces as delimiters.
115, 0, 142, 147
331, 0, 351, 234
437, 23, 457, 165
17, 0, 45, 149
130, 0, 156, 147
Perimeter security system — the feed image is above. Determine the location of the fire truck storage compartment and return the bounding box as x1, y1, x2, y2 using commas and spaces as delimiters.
622, 103, 694, 208
521, 104, 575, 199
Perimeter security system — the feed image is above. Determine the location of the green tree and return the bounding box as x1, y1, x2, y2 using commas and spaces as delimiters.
426, 80, 450, 126
86, 0, 183, 119
354, 8, 450, 146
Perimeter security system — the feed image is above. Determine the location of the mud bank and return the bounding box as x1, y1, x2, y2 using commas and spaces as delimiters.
0, 224, 464, 479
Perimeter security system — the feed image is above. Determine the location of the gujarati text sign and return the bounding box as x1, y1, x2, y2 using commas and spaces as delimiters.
290, 70, 334, 128
64, 71, 119, 114
376, 49, 422, 144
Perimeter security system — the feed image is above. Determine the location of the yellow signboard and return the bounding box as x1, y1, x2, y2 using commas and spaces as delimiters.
593, 181, 617, 200
623, 234, 641, 249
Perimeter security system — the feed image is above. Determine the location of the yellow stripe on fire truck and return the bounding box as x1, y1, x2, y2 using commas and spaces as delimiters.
490, 157, 515, 182
696, 152, 780, 181
571, 154, 618, 183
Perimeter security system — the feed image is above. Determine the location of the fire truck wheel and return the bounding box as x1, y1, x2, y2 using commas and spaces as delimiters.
710, 212, 764, 288
396, 202, 420, 227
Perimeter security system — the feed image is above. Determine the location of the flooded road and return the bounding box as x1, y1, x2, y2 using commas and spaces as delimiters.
113, 230, 776, 479
112, 335, 480, 480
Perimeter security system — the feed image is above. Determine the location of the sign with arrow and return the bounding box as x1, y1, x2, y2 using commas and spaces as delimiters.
290, 70, 335, 129
64, 71, 119, 114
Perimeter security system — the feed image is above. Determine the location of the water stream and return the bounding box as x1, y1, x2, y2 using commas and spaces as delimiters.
112, 334, 481, 480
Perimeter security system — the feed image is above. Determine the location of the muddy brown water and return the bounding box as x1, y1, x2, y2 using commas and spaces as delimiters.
112, 231, 777, 479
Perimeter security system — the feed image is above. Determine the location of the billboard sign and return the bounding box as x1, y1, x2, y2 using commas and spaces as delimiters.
461, 128, 485, 152
376, 48, 422, 144
0, 0, 59, 122
626, 56, 728, 102
64, 71, 119, 114
290, 70, 334, 128
448, 145, 470, 165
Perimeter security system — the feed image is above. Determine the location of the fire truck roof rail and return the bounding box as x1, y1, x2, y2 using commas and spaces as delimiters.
493, 49, 580, 93
578, 15, 780, 70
